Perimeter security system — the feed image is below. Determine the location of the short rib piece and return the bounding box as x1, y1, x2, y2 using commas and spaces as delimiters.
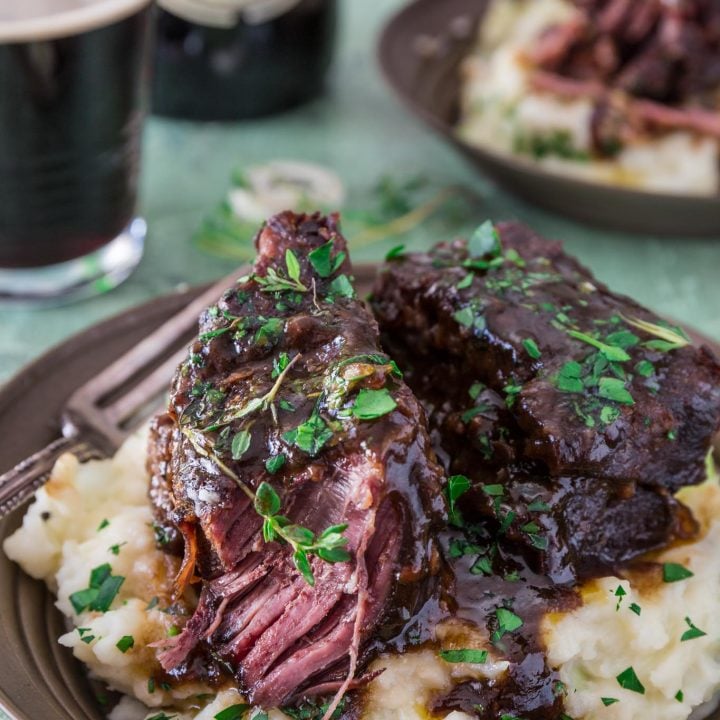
148, 212, 445, 706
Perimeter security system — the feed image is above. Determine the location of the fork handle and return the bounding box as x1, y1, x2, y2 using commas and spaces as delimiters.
0, 435, 100, 518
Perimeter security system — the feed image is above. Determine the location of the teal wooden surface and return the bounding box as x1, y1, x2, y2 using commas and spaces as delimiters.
1, 0, 719, 385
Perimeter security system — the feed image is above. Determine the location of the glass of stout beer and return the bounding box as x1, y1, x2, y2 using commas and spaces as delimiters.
0, 0, 153, 302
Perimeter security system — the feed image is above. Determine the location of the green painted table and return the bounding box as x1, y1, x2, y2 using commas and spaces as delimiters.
1, 0, 719, 383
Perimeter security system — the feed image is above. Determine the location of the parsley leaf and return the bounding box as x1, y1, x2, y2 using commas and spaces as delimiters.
598, 377, 634, 405
385, 244, 406, 261
681, 617, 707, 642
662, 562, 693, 583
351, 388, 397, 420
446, 474, 471, 527
69, 564, 125, 614
116, 635, 134, 653
492, 607, 523, 642
522, 338, 541, 359
283, 413, 333, 456
468, 220, 502, 258
265, 454, 286, 474
616, 666, 645, 694
213, 704, 251, 720
439, 648, 488, 664
329, 274, 355, 299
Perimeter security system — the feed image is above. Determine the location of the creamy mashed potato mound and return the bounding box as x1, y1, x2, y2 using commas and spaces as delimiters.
458, 0, 720, 194
4, 428, 720, 719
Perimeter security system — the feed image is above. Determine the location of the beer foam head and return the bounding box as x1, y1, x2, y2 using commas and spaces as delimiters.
0, 0, 150, 42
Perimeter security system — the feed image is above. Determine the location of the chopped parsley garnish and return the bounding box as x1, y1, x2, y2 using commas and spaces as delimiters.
351, 388, 397, 419
231, 430, 251, 460
97, 519, 110, 531
616, 666, 645, 694
69, 564, 125, 614
522, 338, 541, 359
601, 698, 619, 706
213, 705, 251, 720
167, 625, 181, 637
282, 697, 347, 720
329, 274, 355, 299
614, 585, 626, 611
146, 714, 177, 720
675, 690, 684, 702
265, 454, 286, 474
116, 635, 134, 653
600, 405, 621, 424
308, 240, 345, 277
283, 412, 333, 456
108, 542, 126, 556
629, 603, 642, 616
254, 482, 350, 586
680, 617, 707, 642
453, 307, 475, 328
567, 330, 631, 363
468, 220, 502, 258
556, 361, 584, 393
635, 360, 654, 377
662, 562, 693, 583
446, 474, 471, 527
385, 244, 406, 261
492, 607, 523, 642
439, 648, 488, 664
598, 377, 634, 405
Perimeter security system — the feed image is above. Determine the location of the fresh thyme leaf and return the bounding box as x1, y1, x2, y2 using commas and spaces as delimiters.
600, 405, 621, 424
616, 666, 645, 694
522, 338, 541, 359
468, 220, 501, 258
662, 562, 693, 583
329, 274, 355, 299
439, 648, 488, 664
457, 273, 473, 290
116, 635, 134, 653
214, 706, 251, 720
308, 241, 334, 277
644, 339, 682, 352
598, 377, 634, 405
273, 352, 290, 379
285, 249, 301, 282
453, 307, 475, 328
231, 430, 251, 460
293, 549, 315, 586
283, 413, 333, 456
385, 244, 406, 261
681, 617, 707, 642
254, 482, 282, 516
265, 454, 286, 474
352, 388, 397, 419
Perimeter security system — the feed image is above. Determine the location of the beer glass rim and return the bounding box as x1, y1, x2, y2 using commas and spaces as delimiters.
0, 0, 152, 43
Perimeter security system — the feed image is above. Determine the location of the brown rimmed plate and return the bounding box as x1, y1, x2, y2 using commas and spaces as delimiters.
0, 267, 719, 719
377, 0, 720, 237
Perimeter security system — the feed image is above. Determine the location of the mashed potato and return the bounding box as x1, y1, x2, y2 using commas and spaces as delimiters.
458, 0, 720, 195
4, 428, 720, 719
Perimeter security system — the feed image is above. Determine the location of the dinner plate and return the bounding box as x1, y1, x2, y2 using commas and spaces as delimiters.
0, 266, 719, 720
378, 0, 720, 236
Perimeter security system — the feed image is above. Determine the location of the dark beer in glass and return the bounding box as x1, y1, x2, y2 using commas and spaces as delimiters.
0, 0, 152, 302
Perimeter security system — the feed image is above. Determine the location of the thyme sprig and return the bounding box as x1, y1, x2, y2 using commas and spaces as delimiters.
255, 482, 351, 586
254, 249, 308, 293
180, 427, 350, 586
208, 353, 301, 429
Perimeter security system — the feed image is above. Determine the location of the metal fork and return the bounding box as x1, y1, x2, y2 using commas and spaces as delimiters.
0, 267, 247, 518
